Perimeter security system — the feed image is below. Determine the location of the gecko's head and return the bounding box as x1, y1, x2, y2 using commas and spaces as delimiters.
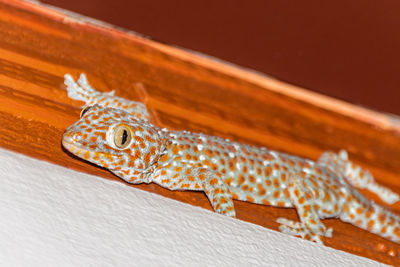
62, 105, 165, 178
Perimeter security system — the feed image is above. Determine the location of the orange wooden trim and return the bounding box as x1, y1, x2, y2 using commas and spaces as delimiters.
0, 0, 399, 264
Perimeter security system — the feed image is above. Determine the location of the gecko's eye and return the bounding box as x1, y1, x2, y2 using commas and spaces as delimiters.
80, 106, 93, 118
113, 125, 132, 149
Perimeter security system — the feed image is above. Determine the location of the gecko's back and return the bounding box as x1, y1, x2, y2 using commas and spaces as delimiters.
158, 129, 349, 213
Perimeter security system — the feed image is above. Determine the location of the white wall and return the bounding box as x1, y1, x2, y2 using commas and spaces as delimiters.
0, 147, 386, 266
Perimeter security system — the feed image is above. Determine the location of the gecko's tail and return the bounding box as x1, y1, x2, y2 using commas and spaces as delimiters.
340, 189, 400, 243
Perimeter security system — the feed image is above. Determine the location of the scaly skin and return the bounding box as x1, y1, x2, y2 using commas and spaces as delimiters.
62, 74, 400, 244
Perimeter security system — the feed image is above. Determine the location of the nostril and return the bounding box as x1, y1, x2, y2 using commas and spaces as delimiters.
72, 132, 83, 142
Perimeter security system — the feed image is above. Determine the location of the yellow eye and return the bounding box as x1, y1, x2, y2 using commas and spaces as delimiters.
113, 125, 132, 149
80, 106, 93, 118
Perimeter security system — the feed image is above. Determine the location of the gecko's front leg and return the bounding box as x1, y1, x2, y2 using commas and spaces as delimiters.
152, 163, 236, 217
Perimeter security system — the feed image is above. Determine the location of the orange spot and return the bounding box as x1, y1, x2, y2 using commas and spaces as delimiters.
264, 166, 272, 177
367, 220, 375, 230
356, 208, 363, 214
159, 154, 169, 162
273, 178, 280, 188
209, 178, 218, 185
219, 197, 228, 204
83, 151, 90, 160
145, 135, 155, 143
204, 149, 214, 157
199, 174, 206, 180
258, 184, 266, 196
313, 189, 320, 198
172, 167, 182, 172
298, 197, 305, 204
203, 160, 211, 166
281, 173, 287, 182
121, 169, 130, 175
89, 143, 97, 150
211, 163, 218, 170
334, 204, 338, 212
283, 188, 290, 198
273, 191, 280, 198
231, 192, 239, 199
144, 153, 151, 164
246, 195, 255, 202
134, 150, 142, 159
262, 199, 271, 205
322, 192, 331, 202
304, 205, 311, 213
160, 170, 167, 176
188, 176, 195, 181
94, 132, 107, 140
378, 213, 387, 224
242, 185, 249, 191
238, 175, 245, 185
277, 201, 285, 207
342, 203, 349, 213
161, 179, 170, 184
394, 227, 400, 238
249, 175, 256, 183
172, 145, 179, 155
228, 159, 237, 171
262, 153, 273, 161
365, 210, 372, 219
134, 136, 144, 143
273, 163, 281, 170
224, 178, 232, 186
242, 166, 248, 174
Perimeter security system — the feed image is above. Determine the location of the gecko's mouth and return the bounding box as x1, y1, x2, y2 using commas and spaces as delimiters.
62, 132, 123, 165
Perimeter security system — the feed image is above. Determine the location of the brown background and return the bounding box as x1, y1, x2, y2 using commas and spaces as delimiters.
41, 0, 400, 116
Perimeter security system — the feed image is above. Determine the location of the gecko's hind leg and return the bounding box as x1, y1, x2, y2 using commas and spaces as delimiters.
277, 174, 332, 244
318, 150, 399, 204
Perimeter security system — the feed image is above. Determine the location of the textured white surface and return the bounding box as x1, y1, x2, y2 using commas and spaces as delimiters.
0, 147, 386, 266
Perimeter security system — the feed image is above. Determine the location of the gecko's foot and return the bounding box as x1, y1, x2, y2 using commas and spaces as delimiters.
64, 73, 105, 104
277, 218, 332, 244
77, 73, 115, 96
212, 194, 236, 218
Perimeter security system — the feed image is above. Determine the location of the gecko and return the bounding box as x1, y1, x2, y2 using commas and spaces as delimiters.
62, 73, 400, 244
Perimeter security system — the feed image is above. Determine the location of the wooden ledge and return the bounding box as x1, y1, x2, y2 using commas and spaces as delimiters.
0, 0, 399, 264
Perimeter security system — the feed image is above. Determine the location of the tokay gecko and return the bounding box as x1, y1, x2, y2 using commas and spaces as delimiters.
62, 73, 400, 244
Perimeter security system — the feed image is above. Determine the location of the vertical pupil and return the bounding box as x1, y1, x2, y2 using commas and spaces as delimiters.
121, 130, 128, 145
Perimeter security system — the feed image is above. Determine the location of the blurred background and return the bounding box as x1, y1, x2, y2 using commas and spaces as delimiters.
41, 0, 400, 116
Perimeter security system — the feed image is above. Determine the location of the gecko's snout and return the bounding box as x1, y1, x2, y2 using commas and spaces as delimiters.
62, 128, 83, 153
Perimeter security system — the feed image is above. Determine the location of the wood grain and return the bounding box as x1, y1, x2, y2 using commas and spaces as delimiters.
0, 0, 399, 264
